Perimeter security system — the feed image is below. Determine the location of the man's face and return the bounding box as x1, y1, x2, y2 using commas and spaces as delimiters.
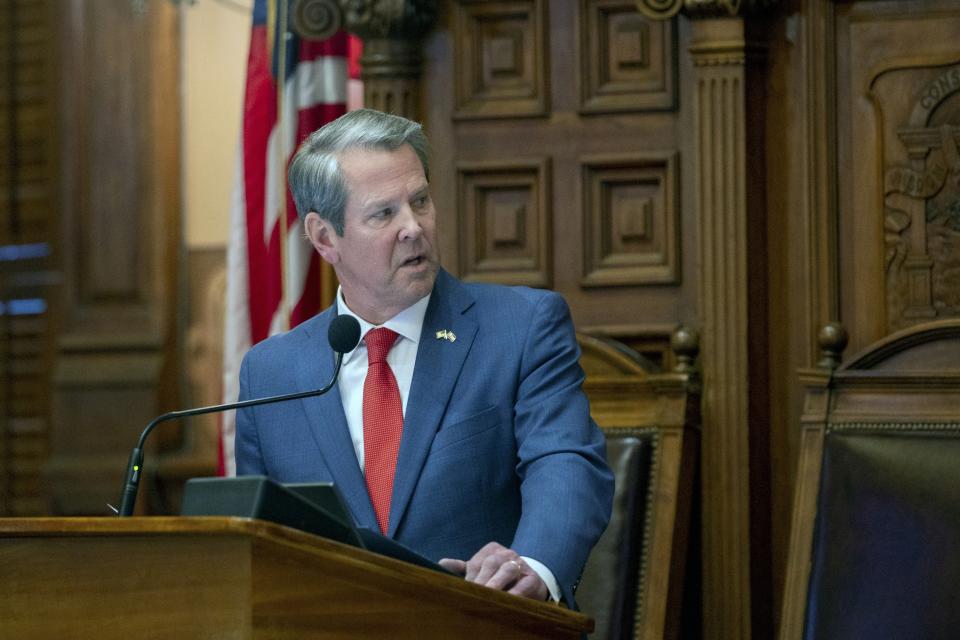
305, 144, 440, 325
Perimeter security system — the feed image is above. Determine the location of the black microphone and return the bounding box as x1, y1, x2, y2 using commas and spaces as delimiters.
117, 314, 362, 516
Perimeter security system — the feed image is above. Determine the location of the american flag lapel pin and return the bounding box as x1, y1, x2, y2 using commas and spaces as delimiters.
435, 329, 457, 342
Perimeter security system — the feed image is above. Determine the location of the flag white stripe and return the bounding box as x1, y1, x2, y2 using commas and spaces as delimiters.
263, 57, 347, 243
295, 56, 348, 108
262, 121, 287, 243
221, 145, 251, 477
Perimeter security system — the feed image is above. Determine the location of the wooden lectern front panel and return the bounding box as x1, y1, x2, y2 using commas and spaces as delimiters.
0, 517, 591, 639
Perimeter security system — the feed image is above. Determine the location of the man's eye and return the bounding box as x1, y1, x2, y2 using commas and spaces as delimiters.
413, 195, 429, 208
373, 208, 393, 219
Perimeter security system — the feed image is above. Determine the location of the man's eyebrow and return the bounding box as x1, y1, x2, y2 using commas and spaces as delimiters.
364, 198, 394, 212
361, 184, 430, 211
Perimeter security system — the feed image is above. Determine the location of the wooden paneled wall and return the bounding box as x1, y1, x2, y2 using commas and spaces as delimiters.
423, 1, 694, 370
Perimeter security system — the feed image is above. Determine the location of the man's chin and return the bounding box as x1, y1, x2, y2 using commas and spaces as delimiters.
401, 262, 438, 295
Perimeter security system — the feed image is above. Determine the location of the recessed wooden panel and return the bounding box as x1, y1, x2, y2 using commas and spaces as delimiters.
579, 0, 676, 114
457, 159, 551, 287
453, 0, 548, 119
581, 153, 679, 286
56, 0, 180, 331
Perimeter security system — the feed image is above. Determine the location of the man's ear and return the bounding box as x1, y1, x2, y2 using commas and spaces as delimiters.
304, 212, 340, 265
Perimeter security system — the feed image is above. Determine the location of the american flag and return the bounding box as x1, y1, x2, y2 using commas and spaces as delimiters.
220, 0, 360, 475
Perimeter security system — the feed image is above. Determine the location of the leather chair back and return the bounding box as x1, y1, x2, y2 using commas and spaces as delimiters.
804, 427, 960, 639
577, 430, 655, 638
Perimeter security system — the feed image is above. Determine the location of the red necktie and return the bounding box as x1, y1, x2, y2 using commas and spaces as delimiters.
362, 327, 403, 534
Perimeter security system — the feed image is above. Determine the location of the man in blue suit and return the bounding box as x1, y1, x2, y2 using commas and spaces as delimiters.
236, 109, 613, 605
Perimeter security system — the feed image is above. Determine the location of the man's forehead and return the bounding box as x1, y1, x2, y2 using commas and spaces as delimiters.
339, 146, 428, 202
336, 144, 420, 170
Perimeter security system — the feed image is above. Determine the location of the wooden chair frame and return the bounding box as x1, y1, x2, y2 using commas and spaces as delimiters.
577, 332, 700, 640
778, 320, 960, 639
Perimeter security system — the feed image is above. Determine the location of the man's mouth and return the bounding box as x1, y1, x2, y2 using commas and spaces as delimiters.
402, 255, 425, 267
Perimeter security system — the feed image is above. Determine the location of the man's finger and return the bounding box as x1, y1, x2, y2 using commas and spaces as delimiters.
464, 541, 506, 582
474, 553, 523, 589
507, 573, 549, 601
438, 558, 466, 575
483, 558, 524, 591
472, 550, 510, 585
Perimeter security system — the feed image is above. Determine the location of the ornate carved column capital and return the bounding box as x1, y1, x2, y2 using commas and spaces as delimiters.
339, 0, 436, 41
636, 0, 779, 20
338, 0, 437, 118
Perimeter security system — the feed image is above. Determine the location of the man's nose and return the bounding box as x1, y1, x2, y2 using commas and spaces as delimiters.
397, 206, 423, 241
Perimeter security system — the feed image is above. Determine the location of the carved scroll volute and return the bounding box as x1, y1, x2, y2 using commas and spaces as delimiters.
636, 0, 778, 20
635, 0, 684, 20
340, 0, 437, 120
290, 0, 344, 41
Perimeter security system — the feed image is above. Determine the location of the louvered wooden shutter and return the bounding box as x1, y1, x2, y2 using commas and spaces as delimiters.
0, 0, 56, 516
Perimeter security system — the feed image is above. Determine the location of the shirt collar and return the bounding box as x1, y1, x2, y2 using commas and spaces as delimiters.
336, 287, 431, 358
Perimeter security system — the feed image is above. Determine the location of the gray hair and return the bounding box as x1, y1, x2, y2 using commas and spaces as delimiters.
288, 108, 430, 235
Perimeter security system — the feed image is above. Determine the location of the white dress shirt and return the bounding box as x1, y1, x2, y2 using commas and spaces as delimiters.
334, 287, 560, 601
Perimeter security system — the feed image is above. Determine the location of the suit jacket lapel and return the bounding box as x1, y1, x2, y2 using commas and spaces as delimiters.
296, 309, 378, 530
388, 270, 477, 536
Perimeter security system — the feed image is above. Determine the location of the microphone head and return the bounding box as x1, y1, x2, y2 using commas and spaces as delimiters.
328, 315, 361, 354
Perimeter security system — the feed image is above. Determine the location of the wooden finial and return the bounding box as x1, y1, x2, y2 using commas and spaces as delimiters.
671, 325, 700, 374
817, 321, 848, 371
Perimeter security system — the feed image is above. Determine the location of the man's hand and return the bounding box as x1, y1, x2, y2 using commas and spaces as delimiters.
439, 541, 549, 601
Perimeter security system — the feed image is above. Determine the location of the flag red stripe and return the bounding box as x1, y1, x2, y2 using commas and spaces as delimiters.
301, 31, 349, 58
243, 24, 283, 343
348, 35, 363, 79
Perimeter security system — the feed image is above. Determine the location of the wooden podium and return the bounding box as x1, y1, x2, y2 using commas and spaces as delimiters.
0, 517, 592, 639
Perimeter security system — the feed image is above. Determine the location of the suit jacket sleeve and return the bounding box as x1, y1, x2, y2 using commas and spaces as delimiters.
507, 290, 614, 606
235, 352, 267, 476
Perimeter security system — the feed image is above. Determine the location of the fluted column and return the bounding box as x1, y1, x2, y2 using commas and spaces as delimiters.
693, 19, 770, 639
640, 2, 777, 638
